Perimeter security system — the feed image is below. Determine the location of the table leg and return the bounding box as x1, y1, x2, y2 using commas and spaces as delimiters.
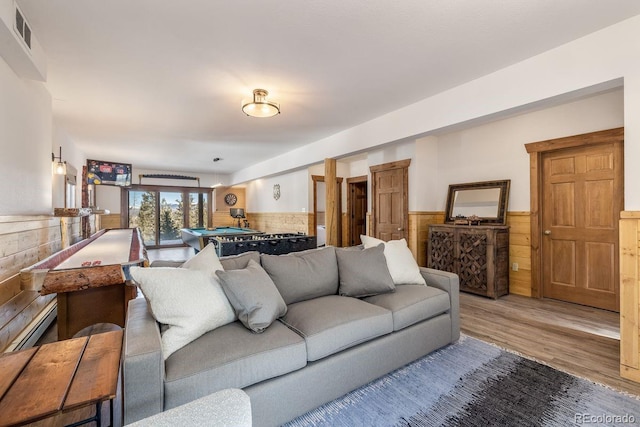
64, 400, 109, 427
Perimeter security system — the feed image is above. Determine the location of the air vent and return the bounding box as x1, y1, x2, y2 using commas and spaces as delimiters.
14, 3, 30, 50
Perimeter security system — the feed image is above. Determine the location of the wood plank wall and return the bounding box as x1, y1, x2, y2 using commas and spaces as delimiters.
0, 215, 95, 351
408, 212, 446, 268
99, 214, 121, 229
246, 212, 312, 235
620, 212, 640, 383
506, 212, 532, 297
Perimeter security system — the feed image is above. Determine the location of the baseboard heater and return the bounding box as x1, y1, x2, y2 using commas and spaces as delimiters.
3, 300, 57, 352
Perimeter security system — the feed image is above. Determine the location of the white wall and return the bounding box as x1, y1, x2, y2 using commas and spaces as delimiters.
230, 15, 640, 210
0, 55, 52, 215
250, 89, 623, 216
245, 168, 308, 213
51, 125, 84, 209
431, 88, 624, 212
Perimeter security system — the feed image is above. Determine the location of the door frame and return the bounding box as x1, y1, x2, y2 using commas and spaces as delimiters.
370, 159, 411, 240
312, 175, 343, 244
525, 127, 624, 298
347, 175, 368, 246
120, 184, 213, 249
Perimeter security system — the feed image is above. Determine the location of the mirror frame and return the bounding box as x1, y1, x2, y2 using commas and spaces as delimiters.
444, 179, 511, 225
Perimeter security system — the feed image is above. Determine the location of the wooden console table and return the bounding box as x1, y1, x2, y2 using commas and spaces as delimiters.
427, 224, 509, 299
0, 329, 122, 427
21, 228, 147, 340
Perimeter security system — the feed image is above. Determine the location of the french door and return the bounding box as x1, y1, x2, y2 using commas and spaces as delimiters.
123, 185, 211, 248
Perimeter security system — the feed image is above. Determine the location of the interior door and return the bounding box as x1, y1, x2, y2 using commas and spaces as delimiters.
541, 141, 623, 311
371, 160, 410, 241
348, 178, 368, 246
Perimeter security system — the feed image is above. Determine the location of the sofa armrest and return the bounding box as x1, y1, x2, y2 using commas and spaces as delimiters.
420, 267, 460, 342
123, 298, 165, 424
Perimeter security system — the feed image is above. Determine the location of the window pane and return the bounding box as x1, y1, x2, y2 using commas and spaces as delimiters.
129, 190, 157, 245
189, 192, 208, 228
159, 192, 184, 245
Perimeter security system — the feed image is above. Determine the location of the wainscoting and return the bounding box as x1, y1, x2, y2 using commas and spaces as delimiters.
620, 212, 640, 383
407, 212, 445, 268
246, 212, 313, 235
0, 215, 97, 351
506, 212, 532, 297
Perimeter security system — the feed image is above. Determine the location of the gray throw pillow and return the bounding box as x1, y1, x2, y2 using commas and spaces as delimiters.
336, 244, 396, 297
215, 259, 287, 333
260, 246, 339, 305
220, 251, 261, 271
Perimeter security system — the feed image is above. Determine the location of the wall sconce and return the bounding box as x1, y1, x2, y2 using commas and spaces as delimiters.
51, 146, 66, 175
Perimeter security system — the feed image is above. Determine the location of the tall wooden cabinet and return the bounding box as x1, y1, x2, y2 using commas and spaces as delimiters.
427, 224, 509, 299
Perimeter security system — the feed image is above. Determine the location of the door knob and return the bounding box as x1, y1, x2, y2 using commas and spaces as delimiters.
544, 230, 551, 235
397, 228, 404, 231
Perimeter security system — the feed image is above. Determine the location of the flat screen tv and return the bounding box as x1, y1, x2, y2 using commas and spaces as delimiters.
87, 159, 132, 187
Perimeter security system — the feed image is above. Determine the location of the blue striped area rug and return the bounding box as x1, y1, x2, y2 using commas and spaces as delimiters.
285, 335, 640, 427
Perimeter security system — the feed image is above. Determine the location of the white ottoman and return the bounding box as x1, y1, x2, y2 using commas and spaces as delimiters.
127, 388, 251, 427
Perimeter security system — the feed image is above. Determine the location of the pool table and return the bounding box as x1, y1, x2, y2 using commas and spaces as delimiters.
181, 227, 264, 252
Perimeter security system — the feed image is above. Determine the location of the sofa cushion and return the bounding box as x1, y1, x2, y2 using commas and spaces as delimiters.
129, 267, 235, 359
361, 235, 426, 285
164, 321, 307, 410
220, 251, 261, 271
336, 243, 395, 297
260, 247, 339, 305
364, 285, 450, 331
216, 259, 287, 333
280, 295, 393, 361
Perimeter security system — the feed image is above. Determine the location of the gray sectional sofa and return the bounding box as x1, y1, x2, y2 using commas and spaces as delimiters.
123, 245, 460, 427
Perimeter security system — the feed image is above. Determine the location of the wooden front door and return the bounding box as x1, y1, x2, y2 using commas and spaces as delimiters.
370, 160, 410, 241
540, 138, 623, 311
347, 177, 368, 246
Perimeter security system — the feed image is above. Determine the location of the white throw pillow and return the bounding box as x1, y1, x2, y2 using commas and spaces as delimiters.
360, 235, 426, 285
130, 266, 236, 359
182, 243, 237, 324
182, 243, 225, 275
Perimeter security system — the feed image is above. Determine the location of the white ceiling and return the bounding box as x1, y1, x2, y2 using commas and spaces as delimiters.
18, 0, 640, 175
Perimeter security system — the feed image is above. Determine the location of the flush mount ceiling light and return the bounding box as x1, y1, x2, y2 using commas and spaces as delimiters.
242, 89, 280, 118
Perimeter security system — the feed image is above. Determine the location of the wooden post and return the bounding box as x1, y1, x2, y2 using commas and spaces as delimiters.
325, 158, 339, 247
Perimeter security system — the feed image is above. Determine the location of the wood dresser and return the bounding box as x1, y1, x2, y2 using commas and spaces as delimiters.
427, 224, 509, 299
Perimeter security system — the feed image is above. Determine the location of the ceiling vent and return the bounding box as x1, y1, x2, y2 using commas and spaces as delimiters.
13, 3, 30, 50
0, 0, 46, 80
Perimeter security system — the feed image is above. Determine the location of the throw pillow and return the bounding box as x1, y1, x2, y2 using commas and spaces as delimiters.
336, 243, 396, 297
220, 251, 261, 271
129, 266, 236, 360
360, 235, 426, 285
182, 243, 224, 275
216, 259, 287, 333
260, 246, 339, 305
181, 242, 237, 324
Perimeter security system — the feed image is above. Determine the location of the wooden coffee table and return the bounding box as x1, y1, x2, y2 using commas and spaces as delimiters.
0, 330, 122, 427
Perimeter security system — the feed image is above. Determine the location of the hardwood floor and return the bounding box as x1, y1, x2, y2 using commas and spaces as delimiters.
147, 246, 194, 263
460, 292, 640, 396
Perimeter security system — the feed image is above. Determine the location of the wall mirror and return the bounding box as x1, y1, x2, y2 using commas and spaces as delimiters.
444, 179, 510, 225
